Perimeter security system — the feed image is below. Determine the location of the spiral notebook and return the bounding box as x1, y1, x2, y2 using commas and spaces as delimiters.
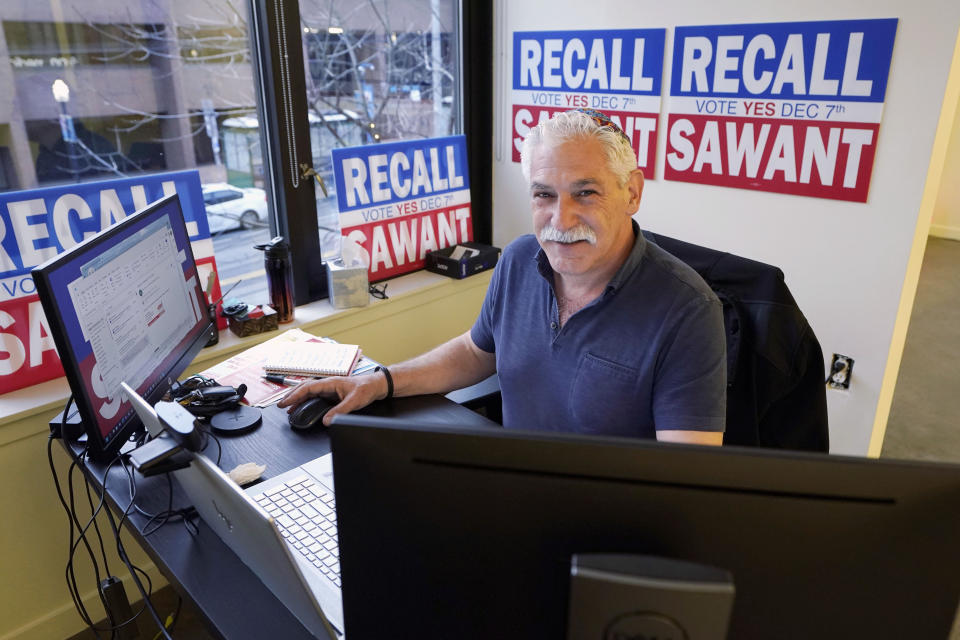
263, 341, 362, 377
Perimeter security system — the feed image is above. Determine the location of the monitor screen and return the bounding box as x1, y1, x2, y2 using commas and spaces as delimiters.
33, 193, 213, 460
329, 416, 960, 639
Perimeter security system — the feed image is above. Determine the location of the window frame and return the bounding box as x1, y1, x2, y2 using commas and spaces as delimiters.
246, 0, 492, 306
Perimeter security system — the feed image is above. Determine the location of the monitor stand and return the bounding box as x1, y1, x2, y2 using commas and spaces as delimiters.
566, 553, 734, 640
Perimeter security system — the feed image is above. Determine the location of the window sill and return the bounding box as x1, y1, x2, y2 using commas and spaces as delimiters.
0, 269, 492, 430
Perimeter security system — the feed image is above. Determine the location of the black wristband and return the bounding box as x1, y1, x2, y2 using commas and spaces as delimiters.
376, 366, 393, 400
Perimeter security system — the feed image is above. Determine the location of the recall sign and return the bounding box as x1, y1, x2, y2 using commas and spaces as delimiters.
331, 135, 472, 282
0, 170, 223, 394
664, 18, 898, 201
511, 28, 666, 177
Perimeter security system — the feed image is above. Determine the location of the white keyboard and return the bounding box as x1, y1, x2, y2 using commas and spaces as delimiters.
252, 475, 341, 586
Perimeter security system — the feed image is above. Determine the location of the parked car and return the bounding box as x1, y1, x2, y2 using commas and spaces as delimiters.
202, 183, 268, 233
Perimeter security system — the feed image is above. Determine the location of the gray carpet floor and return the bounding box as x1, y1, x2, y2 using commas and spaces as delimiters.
883, 236, 960, 639
883, 236, 960, 463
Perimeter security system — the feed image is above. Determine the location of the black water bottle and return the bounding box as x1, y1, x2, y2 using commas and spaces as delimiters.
254, 236, 295, 323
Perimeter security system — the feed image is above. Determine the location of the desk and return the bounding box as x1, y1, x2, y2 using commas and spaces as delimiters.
62, 394, 497, 640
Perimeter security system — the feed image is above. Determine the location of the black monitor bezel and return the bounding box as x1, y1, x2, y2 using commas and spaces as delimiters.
32, 193, 214, 461
329, 416, 960, 638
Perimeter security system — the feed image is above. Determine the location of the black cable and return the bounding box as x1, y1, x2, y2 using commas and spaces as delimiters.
71, 479, 113, 638
48, 396, 98, 630
66, 448, 112, 634
49, 396, 152, 639
84, 475, 113, 576
80, 452, 147, 638
110, 437, 199, 540
123, 460, 195, 537
181, 511, 200, 537
198, 422, 222, 465
114, 456, 138, 536
48, 434, 101, 635
89, 454, 150, 637
118, 450, 160, 523
51, 431, 137, 638
50, 394, 216, 639
90, 455, 153, 632
132, 471, 172, 527
102, 455, 175, 640
104, 512, 171, 640
116, 458, 198, 606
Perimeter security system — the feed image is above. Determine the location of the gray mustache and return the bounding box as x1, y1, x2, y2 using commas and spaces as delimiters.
539, 225, 597, 245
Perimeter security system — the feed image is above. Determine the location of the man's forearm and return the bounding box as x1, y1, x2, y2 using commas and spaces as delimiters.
657, 430, 723, 446
389, 331, 496, 398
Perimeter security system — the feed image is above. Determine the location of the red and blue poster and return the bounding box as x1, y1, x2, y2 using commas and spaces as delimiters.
331, 135, 473, 282
664, 18, 898, 202
0, 170, 223, 394
511, 28, 666, 178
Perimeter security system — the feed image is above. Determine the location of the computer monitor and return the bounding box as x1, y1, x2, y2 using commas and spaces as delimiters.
32, 193, 214, 461
329, 416, 960, 639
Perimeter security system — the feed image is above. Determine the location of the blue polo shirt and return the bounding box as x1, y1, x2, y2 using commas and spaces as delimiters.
471, 223, 726, 437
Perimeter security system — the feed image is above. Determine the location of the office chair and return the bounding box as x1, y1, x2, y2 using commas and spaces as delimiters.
447, 232, 829, 453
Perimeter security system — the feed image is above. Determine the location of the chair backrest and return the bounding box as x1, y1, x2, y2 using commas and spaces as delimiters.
642, 231, 829, 452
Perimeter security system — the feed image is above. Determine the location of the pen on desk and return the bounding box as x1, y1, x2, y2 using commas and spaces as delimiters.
263, 374, 303, 386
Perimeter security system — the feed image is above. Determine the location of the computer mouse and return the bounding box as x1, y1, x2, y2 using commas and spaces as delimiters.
288, 397, 334, 431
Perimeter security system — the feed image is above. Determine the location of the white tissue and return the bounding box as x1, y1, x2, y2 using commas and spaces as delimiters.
340, 235, 369, 268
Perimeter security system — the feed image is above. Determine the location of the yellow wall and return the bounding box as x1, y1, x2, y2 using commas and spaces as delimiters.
0, 272, 490, 640
931, 83, 960, 240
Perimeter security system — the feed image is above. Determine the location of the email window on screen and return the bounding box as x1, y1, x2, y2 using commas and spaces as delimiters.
67, 217, 201, 393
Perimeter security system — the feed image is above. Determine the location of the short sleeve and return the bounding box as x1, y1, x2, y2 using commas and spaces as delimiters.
469, 258, 503, 354
652, 295, 727, 432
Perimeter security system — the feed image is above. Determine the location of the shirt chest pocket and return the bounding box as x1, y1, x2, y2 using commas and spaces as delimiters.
569, 353, 644, 434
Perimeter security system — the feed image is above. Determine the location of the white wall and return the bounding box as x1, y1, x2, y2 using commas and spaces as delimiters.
491, 1, 960, 456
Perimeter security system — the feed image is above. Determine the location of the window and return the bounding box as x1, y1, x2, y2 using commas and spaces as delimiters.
296, 1, 466, 263
4, 20, 157, 67
205, 189, 243, 205
305, 30, 357, 96
247, 0, 491, 304
0, 0, 491, 309
178, 25, 249, 65
0, 2, 269, 304
0, 144, 14, 190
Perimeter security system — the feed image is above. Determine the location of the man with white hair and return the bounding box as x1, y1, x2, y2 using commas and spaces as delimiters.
281, 109, 726, 444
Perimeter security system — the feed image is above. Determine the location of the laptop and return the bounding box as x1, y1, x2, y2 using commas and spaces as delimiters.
122, 385, 344, 638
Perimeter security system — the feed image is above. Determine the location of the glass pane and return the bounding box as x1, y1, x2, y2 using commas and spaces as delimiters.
0, 1, 270, 306
298, 0, 462, 260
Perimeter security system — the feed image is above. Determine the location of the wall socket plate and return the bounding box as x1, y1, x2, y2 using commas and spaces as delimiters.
827, 354, 853, 390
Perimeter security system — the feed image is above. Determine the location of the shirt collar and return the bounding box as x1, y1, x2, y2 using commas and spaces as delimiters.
534, 219, 647, 293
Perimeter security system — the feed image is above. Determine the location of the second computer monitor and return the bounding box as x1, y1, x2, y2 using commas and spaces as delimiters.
329, 416, 960, 639
32, 193, 213, 460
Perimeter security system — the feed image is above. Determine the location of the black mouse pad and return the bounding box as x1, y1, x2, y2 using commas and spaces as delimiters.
210, 405, 263, 435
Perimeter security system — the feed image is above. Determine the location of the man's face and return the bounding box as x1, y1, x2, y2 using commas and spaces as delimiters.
529, 137, 643, 284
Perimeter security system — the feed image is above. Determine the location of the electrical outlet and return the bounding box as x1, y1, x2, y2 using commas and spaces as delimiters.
827, 354, 853, 390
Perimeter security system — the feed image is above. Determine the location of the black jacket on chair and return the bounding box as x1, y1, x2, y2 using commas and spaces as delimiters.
643, 231, 829, 452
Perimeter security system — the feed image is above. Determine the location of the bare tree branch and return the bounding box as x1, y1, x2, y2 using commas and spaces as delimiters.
62, 0, 456, 181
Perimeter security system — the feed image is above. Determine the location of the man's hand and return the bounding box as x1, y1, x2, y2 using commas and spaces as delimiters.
276, 331, 496, 428
277, 371, 388, 427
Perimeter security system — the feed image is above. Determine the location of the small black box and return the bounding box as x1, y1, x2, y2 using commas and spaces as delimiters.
49, 405, 85, 440
425, 243, 500, 279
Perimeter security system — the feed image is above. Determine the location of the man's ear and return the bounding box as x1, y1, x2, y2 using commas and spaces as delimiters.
626, 169, 644, 213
